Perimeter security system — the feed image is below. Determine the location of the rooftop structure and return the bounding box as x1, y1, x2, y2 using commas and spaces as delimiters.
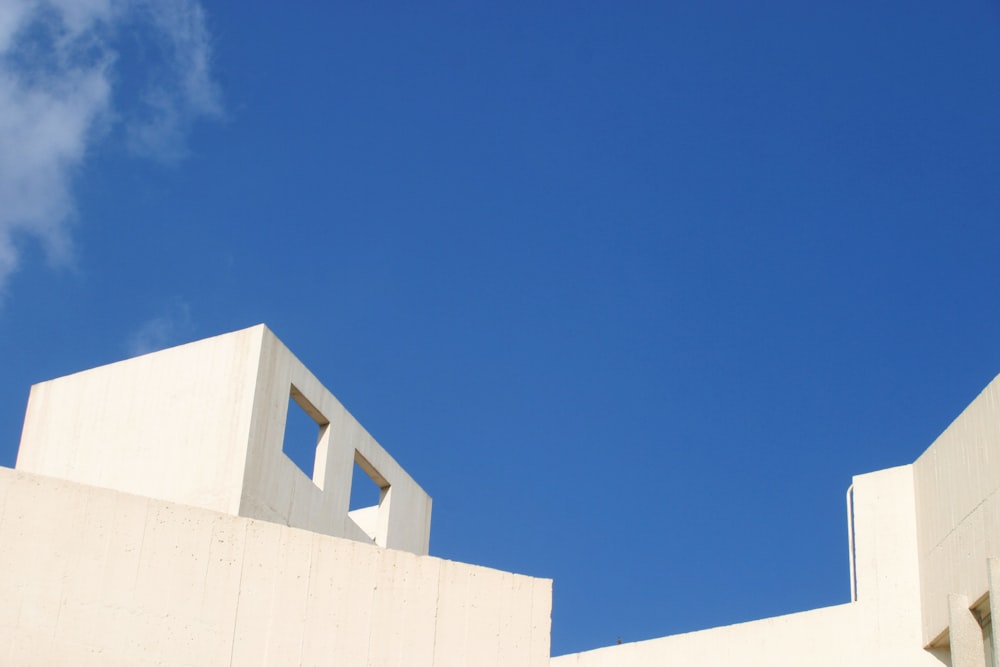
2, 324, 999, 666
15, 324, 431, 554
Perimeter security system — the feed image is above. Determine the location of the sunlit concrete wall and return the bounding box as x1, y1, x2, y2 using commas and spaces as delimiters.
913, 374, 1000, 648
15, 326, 258, 516
552, 465, 944, 667
15, 325, 431, 555
0, 467, 551, 667
553, 374, 1000, 667
11, 324, 1000, 666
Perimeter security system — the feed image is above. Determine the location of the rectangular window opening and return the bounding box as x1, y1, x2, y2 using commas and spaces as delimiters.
350, 450, 389, 511
282, 385, 328, 481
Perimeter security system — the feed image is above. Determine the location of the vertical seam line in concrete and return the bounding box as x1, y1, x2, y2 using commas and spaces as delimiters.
236, 327, 270, 518
494, 574, 506, 667
66, 486, 96, 635
0, 472, 12, 530
529, 578, 537, 667
198, 517, 216, 617
129, 497, 152, 596
430, 561, 442, 667
365, 545, 379, 666
226, 520, 250, 667
0, 476, 21, 630
298, 532, 315, 664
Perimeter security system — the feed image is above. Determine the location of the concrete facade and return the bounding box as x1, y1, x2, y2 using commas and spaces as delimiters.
554, 375, 1000, 667
4, 325, 550, 666
553, 464, 945, 667
16, 325, 431, 554
0, 468, 550, 666
2, 324, 1000, 665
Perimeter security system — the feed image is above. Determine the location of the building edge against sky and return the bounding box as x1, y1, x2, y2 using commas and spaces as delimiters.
2, 324, 1000, 665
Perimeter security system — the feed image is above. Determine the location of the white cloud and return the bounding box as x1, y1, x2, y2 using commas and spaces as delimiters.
127, 0, 223, 160
0, 2, 37, 54
0, 0, 221, 297
126, 298, 193, 357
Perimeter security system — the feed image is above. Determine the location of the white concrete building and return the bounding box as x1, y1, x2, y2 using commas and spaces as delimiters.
1, 324, 999, 665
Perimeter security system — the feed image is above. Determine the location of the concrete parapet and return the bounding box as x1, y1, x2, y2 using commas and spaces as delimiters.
15, 324, 432, 555
914, 374, 1000, 645
552, 465, 940, 667
0, 467, 551, 667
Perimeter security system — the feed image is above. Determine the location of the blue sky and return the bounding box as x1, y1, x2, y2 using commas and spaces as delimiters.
1, 0, 999, 656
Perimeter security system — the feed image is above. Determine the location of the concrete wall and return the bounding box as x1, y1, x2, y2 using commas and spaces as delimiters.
240, 326, 432, 554
552, 465, 944, 667
14, 325, 1000, 666
913, 374, 1000, 646
553, 374, 1000, 667
0, 467, 551, 667
15, 325, 432, 555
15, 326, 261, 516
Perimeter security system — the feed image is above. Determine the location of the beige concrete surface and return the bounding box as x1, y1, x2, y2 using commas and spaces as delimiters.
949, 593, 988, 667
553, 374, 1000, 666
0, 467, 551, 667
10, 326, 1000, 666
16, 324, 432, 555
552, 464, 943, 667
914, 374, 1000, 646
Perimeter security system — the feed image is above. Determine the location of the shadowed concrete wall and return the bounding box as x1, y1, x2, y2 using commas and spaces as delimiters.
0, 468, 551, 667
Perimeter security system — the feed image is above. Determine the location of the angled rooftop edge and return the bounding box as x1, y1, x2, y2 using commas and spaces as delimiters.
15, 324, 432, 555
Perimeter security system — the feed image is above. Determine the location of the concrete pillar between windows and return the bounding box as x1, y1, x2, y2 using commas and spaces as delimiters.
988, 559, 1000, 667
951, 593, 988, 667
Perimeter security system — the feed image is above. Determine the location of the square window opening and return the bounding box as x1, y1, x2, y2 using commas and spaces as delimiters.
282, 386, 328, 481
350, 450, 388, 511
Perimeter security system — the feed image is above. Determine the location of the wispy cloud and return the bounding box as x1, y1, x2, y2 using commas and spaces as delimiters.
126, 0, 223, 160
126, 297, 194, 357
0, 0, 222, 297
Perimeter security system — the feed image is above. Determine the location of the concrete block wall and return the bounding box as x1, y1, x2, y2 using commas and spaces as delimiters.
0, 468, 551, 667
15, 325, 432, 555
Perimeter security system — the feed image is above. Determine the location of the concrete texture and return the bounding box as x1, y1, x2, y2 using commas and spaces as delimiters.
553, 374, 1000, 666
0, 467, 551, 667
7, 325, 1000, 665
949, 594, 987, 667
16, 324, 431, 554
552, 465, 943, 667
913, 375, 1000, 646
